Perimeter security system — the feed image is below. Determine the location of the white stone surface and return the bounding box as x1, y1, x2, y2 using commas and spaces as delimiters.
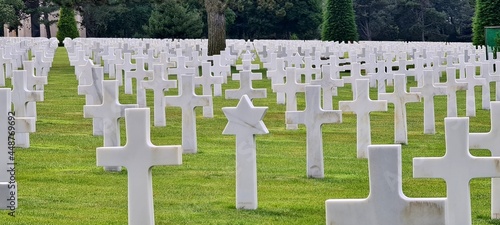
342, 62, 364, 96
84, 80, 138, 171
339, 79, 387, 158
410, 70, 446, 134
222, 95, 268, 210
286, 85, 342, 178
0, 89, 17, 209
273, 67, 306, 130
379, 74, 420, 144
211, 55, 231, 96
11, 70, 43, 148
124, 58, 153, 107
226, 70, 267, 101
78, 66, 104, 136
97, 108, 182, 225
311, 65, 344, 110
142, 64, 177, 127
469, 101, 500, 219
460, 65, 486, 117
194, 62, 223, 118
442, 67, 468, 117
164, 75, 211, 154
266, 57, 286, 104
326, 144, 445, 225
115, 53, 136, 87
414, 117, 500, 225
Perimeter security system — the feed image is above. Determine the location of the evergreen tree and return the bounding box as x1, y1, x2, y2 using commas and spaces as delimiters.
144, 0, 203, 39
473, 0, 500, 45
322, 0, 359, 42
56, 6, 79, 45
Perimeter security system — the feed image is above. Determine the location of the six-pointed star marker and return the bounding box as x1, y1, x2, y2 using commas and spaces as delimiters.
222, 95, 269, 135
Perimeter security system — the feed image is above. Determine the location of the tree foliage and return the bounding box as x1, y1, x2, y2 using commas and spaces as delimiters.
473, 0, 500, 45
144, 0, 203, 39
56, 6, 79, 44
0, 0, 24, 35
322, 0, 359, 42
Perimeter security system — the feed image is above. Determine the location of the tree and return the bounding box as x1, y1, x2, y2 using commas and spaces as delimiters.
322, 0, 359, 42
56, 6, 79, 44
39, 0, 60, 38
144, 0, 203, 39
473, 0, 500, 45
205, 0, 230, 56
0, 0, 24, 36
354, 0, 398, 40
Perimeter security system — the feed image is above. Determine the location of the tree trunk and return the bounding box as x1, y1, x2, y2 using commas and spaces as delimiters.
205, 0, 227, 56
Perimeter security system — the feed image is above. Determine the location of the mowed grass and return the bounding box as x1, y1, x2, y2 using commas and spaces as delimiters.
0, 47, 499, 224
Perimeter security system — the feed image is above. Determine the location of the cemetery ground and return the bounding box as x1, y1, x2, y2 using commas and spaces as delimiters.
1, 47, 499, 224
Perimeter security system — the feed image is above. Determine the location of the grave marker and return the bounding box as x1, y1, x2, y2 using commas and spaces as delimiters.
97, 108, 182, 225
273, 67, 306, 130
142, 64, 177, 127
222, 95, 268, 210
286, 85, 342, 178
194, 62, 223, 118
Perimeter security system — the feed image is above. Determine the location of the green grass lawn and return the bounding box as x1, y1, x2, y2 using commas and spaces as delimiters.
1, 47, 499, 224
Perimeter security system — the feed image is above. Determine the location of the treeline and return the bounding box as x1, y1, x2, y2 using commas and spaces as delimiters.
1, 0, 477, 42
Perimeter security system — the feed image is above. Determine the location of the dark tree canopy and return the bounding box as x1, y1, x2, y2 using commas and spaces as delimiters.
322, 0, 359, 42
144, 0, 203, 39
473, 0, 500, 45
56, 6, 79, 44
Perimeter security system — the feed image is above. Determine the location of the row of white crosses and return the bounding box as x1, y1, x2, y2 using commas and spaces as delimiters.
326, 104, 500, 225
0, 38, 55, 210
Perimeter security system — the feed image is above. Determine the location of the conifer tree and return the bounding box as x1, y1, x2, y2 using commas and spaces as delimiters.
56, 6, 79, 45
322, 0, 359, 42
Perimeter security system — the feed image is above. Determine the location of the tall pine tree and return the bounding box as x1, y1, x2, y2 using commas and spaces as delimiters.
473, 0, 500, 46
56, 6, 79, 45
322, 0, 359, 42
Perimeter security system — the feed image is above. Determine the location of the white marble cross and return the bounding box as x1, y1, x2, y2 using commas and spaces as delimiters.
78, 66, 104, 136
326, 144, 445, 225
97, 108, 182, 225
342, 62, 364, 96
460, 65, 486, 117
311, 65, 344, 110
286, 85, 342, 178
124, 58, 153, 107
266, 57, 286, 104
414, 117, 500, 225
296, 56, 321, 83
368, 63, 393, 94
410, 70, 446, 134
164, 75, 211, 154
0, 89, 17, 209
169, 56, 195, 76
469, 101, 500, 219
222, 95, 268, 210
115, 53, 136, 87
339, 79, 387, 158
226, 70, 267, 101
379, 74, 420, 144
142, 64, 177, 127
84, 80, 138, 171
11, 70, 43, 148
439, 67, 468, 117
211, 55, 231, 96
194, 62, 223, 118
273, 67, 306, 130
23, 61, 48, 119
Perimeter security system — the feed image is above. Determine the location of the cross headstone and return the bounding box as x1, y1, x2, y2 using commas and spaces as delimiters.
78, 66, 104, 136
414, 117, 500, 225
222, 95, 268, 210
125, 58, 153, 107
286, 85, 342, 178
142, 64, 177, 127
169, 56, 195, 76
0, 89, 17, 209
11, 70, 43, 148
339, 79, 387, 158
469, 101, 500, 219
226, 70, 267, 101
84, 80, 138, 171
97, 108, 182, 225
379, 74, 420, 144
342, 62, 365, 96
273, 67, 306, 130
310, 65, 344, 110
438, 67, 468, 117
164, 75, 211, 154
115, 53, 136, 87
410, 70, 447, 134
211, 55, 231, 96
368, 62, 393, 94
23, 61, 48, 119
194, 62, 223, 118
460, 65, 486, 117
266, 57, 286, 104
326, 144, 445, 225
